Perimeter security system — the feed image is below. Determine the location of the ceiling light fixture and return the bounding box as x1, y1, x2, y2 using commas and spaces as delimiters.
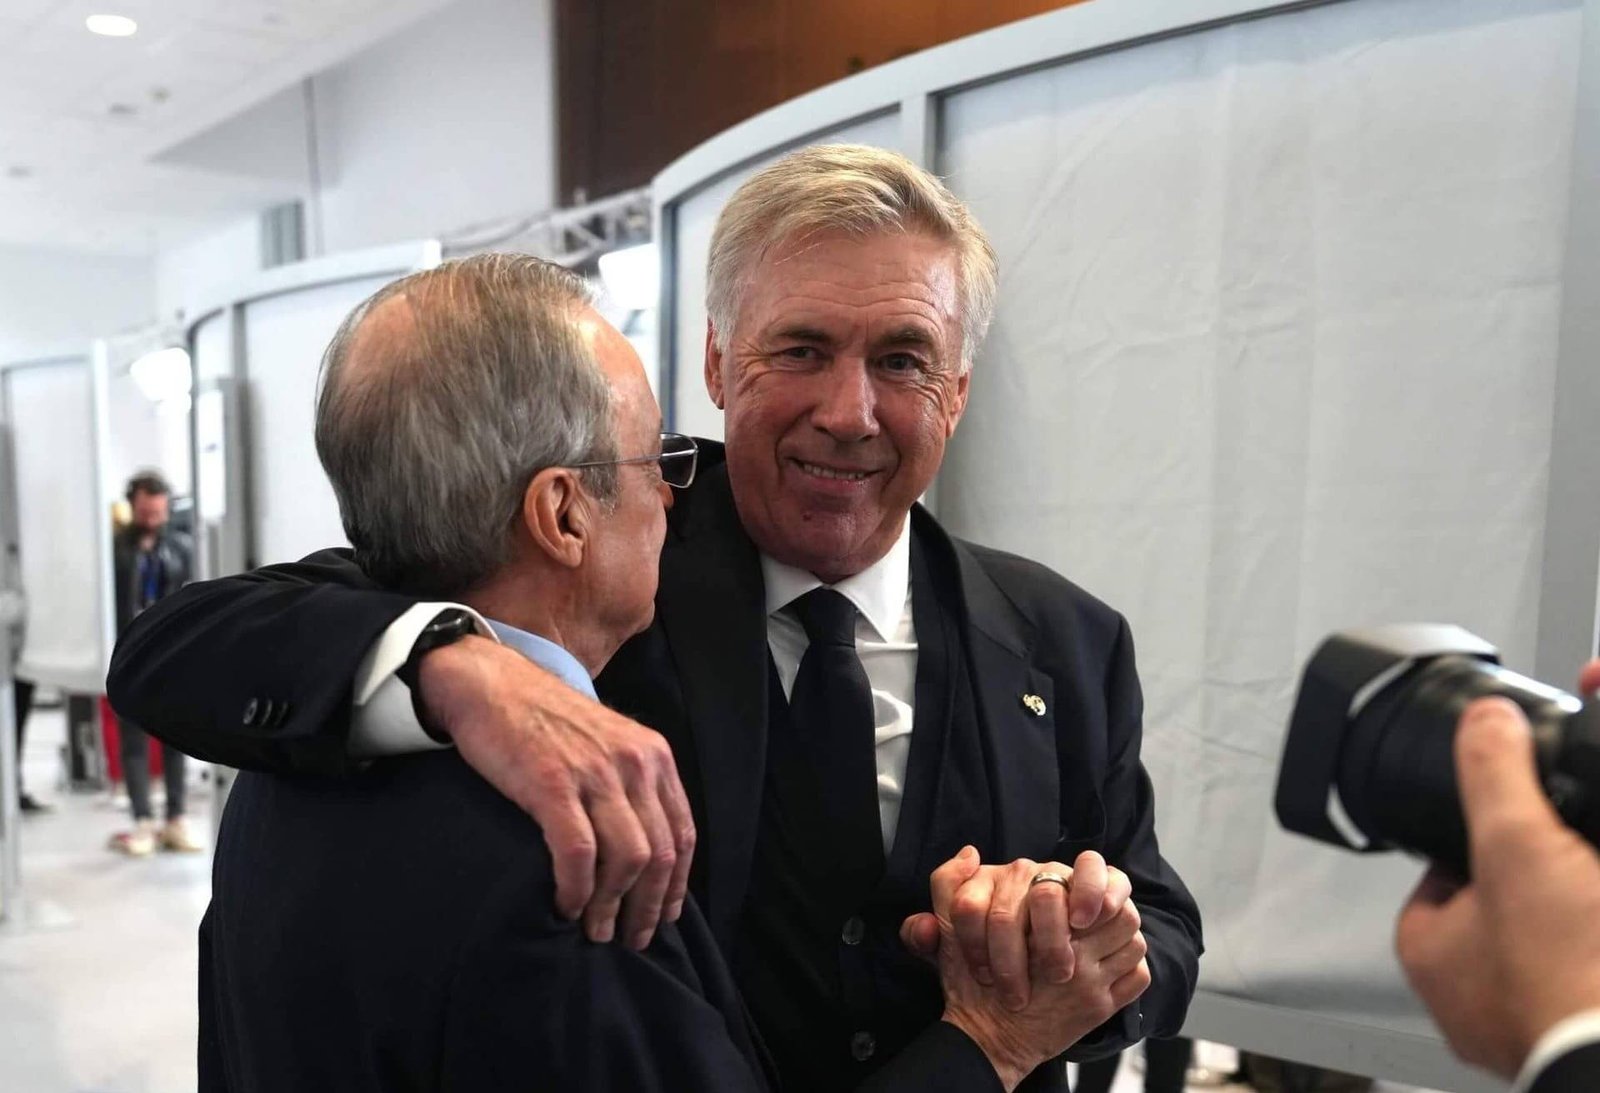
86, 14, 138, 37
129, 347, 192, 405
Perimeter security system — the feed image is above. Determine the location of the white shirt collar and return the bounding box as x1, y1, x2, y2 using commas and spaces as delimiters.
760, 519, 912, 642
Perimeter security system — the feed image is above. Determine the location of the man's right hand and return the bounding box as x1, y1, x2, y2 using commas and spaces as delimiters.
925, 847, 1151, 1091
419, 636, 695, 951
1395, 659, 1600, 1078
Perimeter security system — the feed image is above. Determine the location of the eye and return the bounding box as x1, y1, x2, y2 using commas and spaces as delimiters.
879, 352, 922, 374
778, 345, 820, 362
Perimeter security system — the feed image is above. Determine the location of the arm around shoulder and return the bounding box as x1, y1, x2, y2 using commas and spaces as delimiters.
106, 548, 419, 775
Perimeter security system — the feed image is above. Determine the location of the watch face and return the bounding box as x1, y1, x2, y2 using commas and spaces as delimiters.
426, 611, 474, 640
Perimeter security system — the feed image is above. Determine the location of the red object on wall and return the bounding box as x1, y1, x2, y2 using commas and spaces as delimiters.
99, 696, 161, 783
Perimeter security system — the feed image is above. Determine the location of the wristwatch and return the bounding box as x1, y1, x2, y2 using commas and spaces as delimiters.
397, 608, 478, 743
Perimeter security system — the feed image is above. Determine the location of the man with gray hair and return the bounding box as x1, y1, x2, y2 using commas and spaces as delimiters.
114, 145, 1202, 1091
197, 255, 769, 1090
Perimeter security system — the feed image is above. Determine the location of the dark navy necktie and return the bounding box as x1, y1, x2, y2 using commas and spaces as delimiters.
781, 588, 885, 902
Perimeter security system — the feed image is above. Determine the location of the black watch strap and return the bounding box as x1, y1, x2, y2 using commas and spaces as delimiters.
398, 608, 478, 743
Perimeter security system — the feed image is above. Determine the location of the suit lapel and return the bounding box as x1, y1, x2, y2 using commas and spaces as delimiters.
655, 462, 770, 945
920, 511, 1066, 864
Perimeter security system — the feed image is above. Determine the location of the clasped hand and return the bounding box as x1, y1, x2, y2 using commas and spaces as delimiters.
902, 847, 1151, 1088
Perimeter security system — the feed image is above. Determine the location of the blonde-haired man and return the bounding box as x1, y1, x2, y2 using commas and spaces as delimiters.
112, 145, 1201, 1092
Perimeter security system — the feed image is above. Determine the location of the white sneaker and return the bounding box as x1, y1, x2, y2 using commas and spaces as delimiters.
158, 817, 205, 853
109, 820, 156, 857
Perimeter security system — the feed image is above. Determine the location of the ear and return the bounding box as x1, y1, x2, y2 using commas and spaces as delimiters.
704, 319, 726, 410
944, 370, 971, 439
523, 468, 590, 570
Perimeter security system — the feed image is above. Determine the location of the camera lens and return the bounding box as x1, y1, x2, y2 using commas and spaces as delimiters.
1335, 656, 1576, 876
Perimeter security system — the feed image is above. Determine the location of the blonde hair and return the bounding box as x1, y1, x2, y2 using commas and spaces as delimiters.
705, 143, 997, 371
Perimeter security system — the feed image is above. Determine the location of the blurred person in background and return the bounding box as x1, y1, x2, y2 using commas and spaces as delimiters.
108, 469, 196, 855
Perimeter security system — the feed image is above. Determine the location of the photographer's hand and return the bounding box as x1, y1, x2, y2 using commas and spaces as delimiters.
1396, 660, 1600, 1077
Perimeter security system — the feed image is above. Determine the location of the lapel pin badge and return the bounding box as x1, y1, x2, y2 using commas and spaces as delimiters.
1021, 693, 1047, 717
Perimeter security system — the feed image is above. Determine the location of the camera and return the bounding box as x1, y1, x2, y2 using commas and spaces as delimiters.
1275, 624, 1600, 877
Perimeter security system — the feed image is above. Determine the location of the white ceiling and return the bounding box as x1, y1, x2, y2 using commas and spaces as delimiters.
0, 0, 456, 255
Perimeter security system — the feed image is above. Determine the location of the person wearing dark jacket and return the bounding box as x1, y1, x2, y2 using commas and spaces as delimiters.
110, 146, 1202, 1090
108, 469, 196, 855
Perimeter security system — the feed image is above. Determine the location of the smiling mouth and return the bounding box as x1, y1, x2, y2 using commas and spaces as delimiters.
793, 459, 875, 482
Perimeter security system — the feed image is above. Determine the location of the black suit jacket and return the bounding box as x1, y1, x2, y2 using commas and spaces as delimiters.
596, 456, 1200, 1058
203, 749, 770, 1092
110, 441, 1201, 1083
1530, 1041, 1600, 1093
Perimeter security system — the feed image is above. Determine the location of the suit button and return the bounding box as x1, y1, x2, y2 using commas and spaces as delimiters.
271, 700, 291, 727
841, 916, 865, 946
258, 698, 277, 726
850, 1031, 875, 1061
242, 698, 259, 726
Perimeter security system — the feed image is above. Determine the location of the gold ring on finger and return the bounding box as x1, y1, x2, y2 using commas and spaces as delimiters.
1029, 870, 1069, 890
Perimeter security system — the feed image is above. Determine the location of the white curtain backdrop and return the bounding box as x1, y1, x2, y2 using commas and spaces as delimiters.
935, 0, 1580, 1029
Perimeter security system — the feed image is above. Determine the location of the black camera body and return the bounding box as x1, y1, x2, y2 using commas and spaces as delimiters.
1276, 624, 1600, 877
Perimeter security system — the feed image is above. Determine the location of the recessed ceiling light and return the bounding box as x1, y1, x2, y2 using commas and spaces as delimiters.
86, 14, 138, 37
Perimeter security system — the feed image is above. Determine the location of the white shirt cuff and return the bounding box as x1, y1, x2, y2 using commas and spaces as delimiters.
348, 602, 495, 758
1511, 1008, 1600, 1093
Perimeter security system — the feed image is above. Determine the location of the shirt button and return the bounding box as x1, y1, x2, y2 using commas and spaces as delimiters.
841, 916, 865, 946
851, 1031, 876, 1061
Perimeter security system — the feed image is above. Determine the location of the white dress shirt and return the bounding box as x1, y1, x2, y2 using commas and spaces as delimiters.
348, 602, 489, 757
761, 519, 917, 853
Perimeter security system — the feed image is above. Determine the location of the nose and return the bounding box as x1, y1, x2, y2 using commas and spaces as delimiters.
810, 358, 878, 442
659, 480, 674, 510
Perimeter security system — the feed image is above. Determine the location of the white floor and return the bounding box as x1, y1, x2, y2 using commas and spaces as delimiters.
0, 707, 1447, 1093
0, 706, 210, 1093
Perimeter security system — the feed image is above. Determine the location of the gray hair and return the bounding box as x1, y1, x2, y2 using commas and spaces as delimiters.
315, 253, 617, 598
705, 143, 998, 370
